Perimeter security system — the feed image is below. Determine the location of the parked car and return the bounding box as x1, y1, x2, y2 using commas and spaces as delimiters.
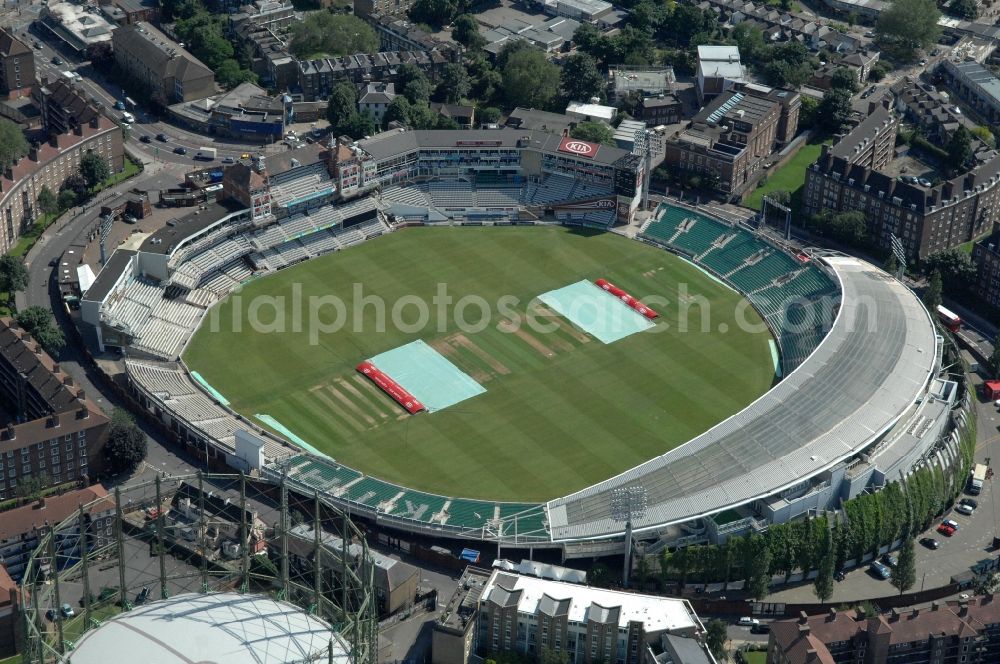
156, 133, 168, 142
114, 100, 126, 111
920, 537, 940, 549
835, 570, 846, 582
918, 178, 932, 187
45, 609, 56, 622
221, 156, 235, 164
135, 586, 151, 605
738, 617, 760, 627
750, 623, 770, 634
60, 603, 75, 618
937, 523, 956, 536
173, 146, 188, 155
140, 135, 151, 143
943, 519, 960, 530
956, 503, 975, 515
882, 554, 898, 568
870, 561, 891, 579
51, 56, 62, 65
241, 152, 251, 159
960, 498, 978, 509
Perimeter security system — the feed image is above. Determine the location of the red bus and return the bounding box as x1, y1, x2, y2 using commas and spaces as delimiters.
937, 305, 961, 332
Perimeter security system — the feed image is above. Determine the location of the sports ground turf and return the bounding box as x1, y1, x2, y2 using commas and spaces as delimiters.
184, 226, 775, 501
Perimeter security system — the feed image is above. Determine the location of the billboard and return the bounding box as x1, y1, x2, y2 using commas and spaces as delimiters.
553, 198, 617, 211
558, 136, 598, 159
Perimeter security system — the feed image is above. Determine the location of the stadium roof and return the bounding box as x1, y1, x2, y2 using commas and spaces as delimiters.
357, 128, 630, 166
546, 256, 938, 540
70, 592, 349, 664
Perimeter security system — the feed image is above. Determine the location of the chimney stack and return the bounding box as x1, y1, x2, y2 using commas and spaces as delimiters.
827, 608, 837, 621
959, 602, 969, 617
77, 389, 85, 402
932, 601, 940, 611
890, 608, 902, 622
911, 607, 919, 618
47, 413, 60, 429
799, 611, 808, 624
73, 124, 83, 136
4, 423, 14, 440
63, 375, 73, 387
52, 363, 60, 374
90, 115, 99, 129
29, 146, 38, 161
798, 624, 811, 636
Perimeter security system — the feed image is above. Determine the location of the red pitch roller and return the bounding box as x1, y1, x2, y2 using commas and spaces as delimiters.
356, 361, 425, 414
594, 279, 659, 320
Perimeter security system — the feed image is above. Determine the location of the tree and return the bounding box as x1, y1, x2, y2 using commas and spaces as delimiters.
946, 125, 973, 172
289, 12, 379, 58
705, 619, 728, 662
817, 89, 853, 134
538, 648, 569, 664
971, 125, 996, 149
477, 106, 501, 125
452, 14, 485, 50
80, 151, 110, 190
105, 408, 148, 475
730, 22, 765, 62
570, 121, 614, 145
0, 118, 28, 171
987, 333, 1000, 379
437, 63, 471, 104
923, 269, 943, 312
58, 189, 78, 211
884, 252, 900, 275
890, 537, 917, 595
502, 48, 560, 110
876, 0, 941, 61
409, 0, 458, 28
0, 255, 29, 296
15, 474, 50, 500
216, 59, 257, 89
830, 67, 860, 93
813, 534, 834, 604
37, 186, 58, 217
560, 53, 605, 104
343, 110, 377, 139
384, 96, 412, 127
327, 82, 358, 134
923, 249, 978, 295
15, 306, 64, 356
950, 0, 978, 19
399, 63, 433, 105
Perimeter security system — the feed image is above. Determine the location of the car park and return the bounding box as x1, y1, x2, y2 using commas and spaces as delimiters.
173, 146, 187, 155
956, 503, 975, 515
920, 537, 940, 549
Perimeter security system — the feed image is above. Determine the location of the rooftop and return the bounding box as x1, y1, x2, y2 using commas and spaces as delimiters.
137, 200, 247, 255
112, 22, 213, 85
610, 66, 676, 94
69, 592, 349, 664
829, 105, 895, 160
947, 59, 1000, 106
44, 2, 115, 48
0, 485, 111, 542
481, 569, 700, 633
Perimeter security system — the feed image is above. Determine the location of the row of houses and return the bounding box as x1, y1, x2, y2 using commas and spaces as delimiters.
698, 0, 862, 53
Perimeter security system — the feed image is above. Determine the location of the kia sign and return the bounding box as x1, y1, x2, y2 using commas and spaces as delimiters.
558, 136, 598, 159
555, 198, 617, 211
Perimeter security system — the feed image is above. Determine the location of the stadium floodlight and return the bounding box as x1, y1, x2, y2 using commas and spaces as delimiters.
99, 211, 117, 265
610, 485, 647, 588
890, 233, 907, 280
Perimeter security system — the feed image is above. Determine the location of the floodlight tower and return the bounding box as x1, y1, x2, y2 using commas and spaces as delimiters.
611, 485, 648, 588
98, 211, 117, 265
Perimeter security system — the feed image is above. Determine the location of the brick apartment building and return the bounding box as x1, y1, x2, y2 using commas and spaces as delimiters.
0, 566, 17, 658
0, 28, 35, 100
0, 484, 115, 583
803, 103, 1000, 260
662, 83, 800, 197
971, 230, 1000, 309
768, 601, 1000, 664
33, 77, 100, 136
0, 318, 110, 502
432, 567, 715, 664
0, 115, 123, 255
111, 22, 215, 102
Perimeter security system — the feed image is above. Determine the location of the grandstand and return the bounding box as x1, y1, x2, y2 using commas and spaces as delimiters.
641, 203, 837, 372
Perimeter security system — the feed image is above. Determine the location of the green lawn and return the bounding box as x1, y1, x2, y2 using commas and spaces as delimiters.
742, 651, 767, 664
184, 226, 774, 501
743, 138, 830, 211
